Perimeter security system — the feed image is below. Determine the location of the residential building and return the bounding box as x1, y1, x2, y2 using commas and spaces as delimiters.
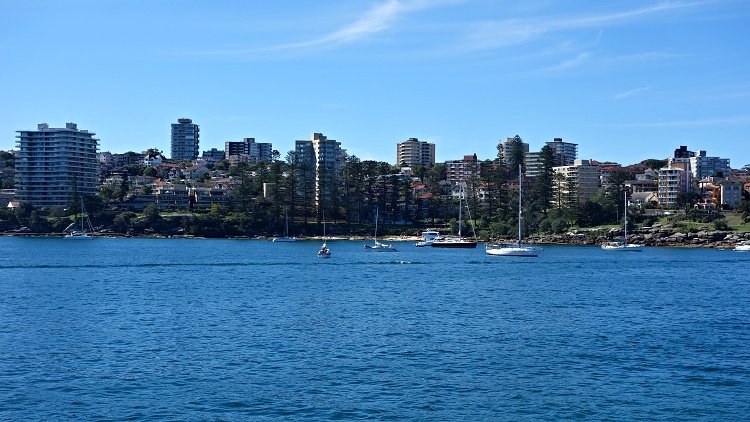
553, 159, 600, 203
15, 123, 99, 208
658, 161, 691, 208
497, 137, 529, 167
396, 138, 435, 168
225, 137, 273, 164
546, 138, 577, 167
625, 180, 658, 193
445, 154, 481, 183
525, 151, 543, 177
295, 133, 344, 208
720, 179, 745, 210
674, 145, 695, 159
171, 118, 199, 160
689, 150, 730, 180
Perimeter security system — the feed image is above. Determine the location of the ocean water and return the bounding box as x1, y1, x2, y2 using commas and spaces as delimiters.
1, 237, 749, 420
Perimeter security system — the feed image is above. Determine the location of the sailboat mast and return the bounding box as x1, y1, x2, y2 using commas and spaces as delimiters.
518, 165, 522, 243
623, 191, 627, 246
458, 183, 463, 238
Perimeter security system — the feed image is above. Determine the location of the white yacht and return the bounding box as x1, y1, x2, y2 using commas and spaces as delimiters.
415, 230, 444, 247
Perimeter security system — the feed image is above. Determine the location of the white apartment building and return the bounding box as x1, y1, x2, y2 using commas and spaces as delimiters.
658, 161, 690, 208
295, 133, 344, 207
15, 123, 99, 208
553, 159, 600, 203
689, 150, 730, 180
396, 138, 435, 168
497, 137, 529, 167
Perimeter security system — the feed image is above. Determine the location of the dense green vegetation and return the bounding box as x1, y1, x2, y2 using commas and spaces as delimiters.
2, 146, 749, 238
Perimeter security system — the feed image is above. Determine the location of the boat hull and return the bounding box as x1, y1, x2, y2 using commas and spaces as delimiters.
272, 237, 296, 242
431, 241, 477, 249
486, 244, 540, 257
601, 244, 643, 251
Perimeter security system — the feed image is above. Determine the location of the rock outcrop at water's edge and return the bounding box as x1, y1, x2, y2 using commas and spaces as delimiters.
531, 228, 750, 249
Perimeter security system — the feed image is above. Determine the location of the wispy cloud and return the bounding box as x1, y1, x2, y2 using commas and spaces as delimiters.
457, 1, 711, 53
201, 0, 459, 56
539, 52, 591, 72
603, 52, 687, 65
615, 86, 652, 99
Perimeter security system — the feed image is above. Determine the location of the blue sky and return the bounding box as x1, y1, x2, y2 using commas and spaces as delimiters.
2, 0, 749, 168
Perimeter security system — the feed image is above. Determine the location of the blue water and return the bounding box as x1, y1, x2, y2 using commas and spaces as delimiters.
1, 237, 749, 420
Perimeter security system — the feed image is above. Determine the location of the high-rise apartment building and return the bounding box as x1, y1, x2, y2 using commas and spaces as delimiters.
445, 154, 481, 183
497, 137, 529, 167
553, 159, 600, 203
295, 133, 343, 208
171, 118, 199, 160
396, 138, 435, 168
526, 138, 578, 177
689, 150, 730, 180
225, 137, 273, 164
658, 161, 691, 208
15, 123, 99, 208
547, 138, 577, 167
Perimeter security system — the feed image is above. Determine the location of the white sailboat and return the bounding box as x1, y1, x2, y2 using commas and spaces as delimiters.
602, 191, 643, 251
65, 197, 95, 239
364, 207, 398, 252
273, 207, 296, 242
317, 214, 331, 258
432, 182, 477, 248
486, 165, 542, 257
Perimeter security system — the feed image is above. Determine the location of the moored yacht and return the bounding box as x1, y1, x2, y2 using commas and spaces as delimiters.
415, 230, 444, 247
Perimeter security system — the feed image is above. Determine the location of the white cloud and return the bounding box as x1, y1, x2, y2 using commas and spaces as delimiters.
456, 1, 711, 53
541, 52, 591, 72
614, 86, 652, 99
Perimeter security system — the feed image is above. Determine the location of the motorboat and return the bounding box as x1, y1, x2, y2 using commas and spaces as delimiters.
415, 230, 444, 247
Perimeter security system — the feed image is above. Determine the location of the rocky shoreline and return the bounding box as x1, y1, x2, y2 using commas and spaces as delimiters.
4, 228, 750, 249
529, 228, 750, 249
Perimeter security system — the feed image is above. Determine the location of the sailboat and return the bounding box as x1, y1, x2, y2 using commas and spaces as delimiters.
364, 207, 398, 251
486, 165, 542, 257
65, 197, 95, 239
432, 182, 478, 248
601, 191, 643, 251
273, 207, 296, 242
317, 214, 331, 258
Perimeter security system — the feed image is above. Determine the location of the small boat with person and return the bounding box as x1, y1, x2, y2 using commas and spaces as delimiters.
317, 214, 331, 258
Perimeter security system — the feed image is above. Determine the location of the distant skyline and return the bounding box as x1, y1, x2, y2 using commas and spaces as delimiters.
1, 1, 749, 167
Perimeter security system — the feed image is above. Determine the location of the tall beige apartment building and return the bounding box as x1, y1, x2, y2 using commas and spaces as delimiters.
553, 159, 601, 203
396, 138, 435, 168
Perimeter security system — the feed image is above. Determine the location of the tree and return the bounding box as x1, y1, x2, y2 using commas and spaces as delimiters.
606, 169, 632, 222
507, 135, 526, 175
643, 159, 667, 170
532, 145, 555, 215
676, 191, 701, 211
